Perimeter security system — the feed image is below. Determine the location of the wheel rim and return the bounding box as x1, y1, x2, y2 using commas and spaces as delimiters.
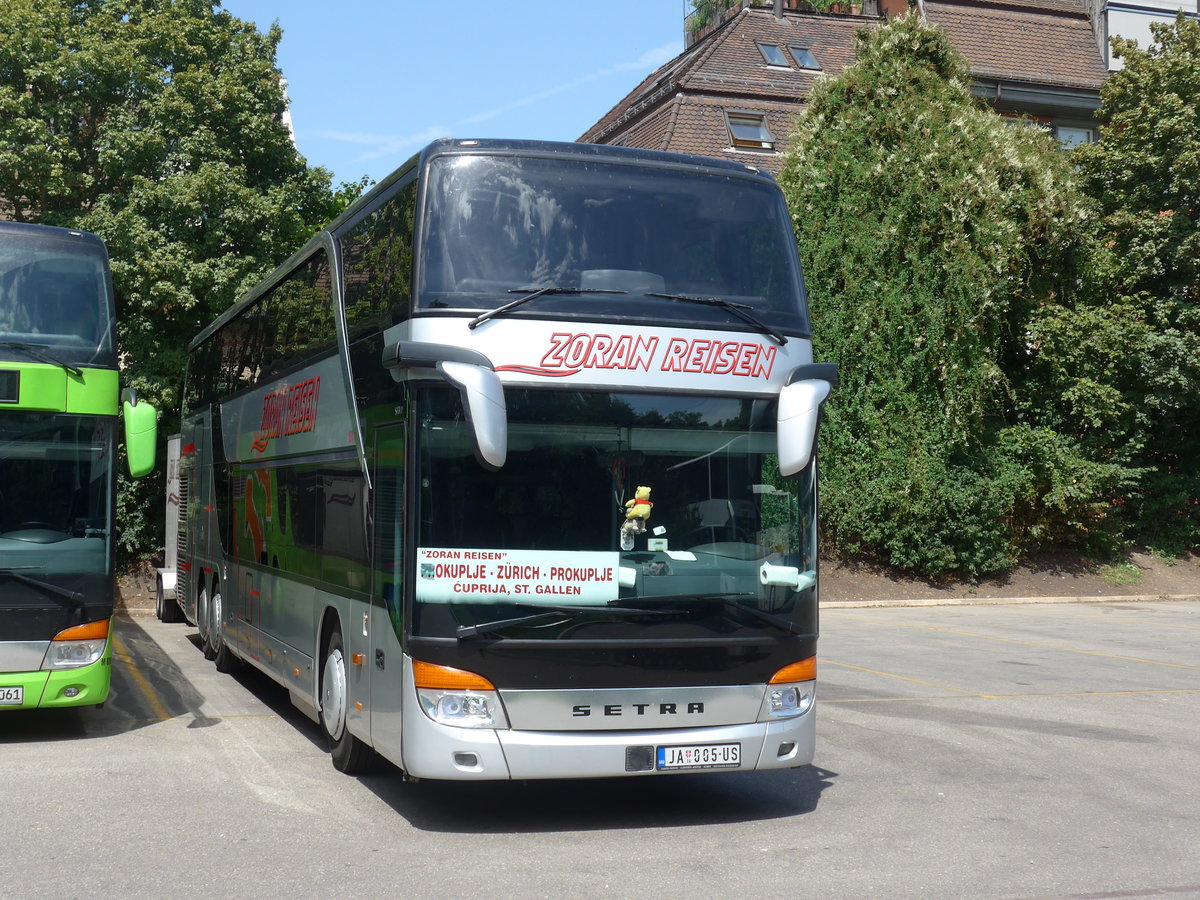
197, 587, 208, 637
211, 589, 222, 641
321, 648, 347, 741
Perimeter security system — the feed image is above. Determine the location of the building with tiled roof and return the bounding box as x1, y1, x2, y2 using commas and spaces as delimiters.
580, 0, 1195, 172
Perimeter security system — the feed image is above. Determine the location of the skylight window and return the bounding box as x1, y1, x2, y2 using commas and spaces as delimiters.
790, 46, 821, 70
725, 111, 775, 151
757, 42, 790, 67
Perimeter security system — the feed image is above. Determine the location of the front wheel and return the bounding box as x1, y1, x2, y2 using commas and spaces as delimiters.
319, 628, 375, 774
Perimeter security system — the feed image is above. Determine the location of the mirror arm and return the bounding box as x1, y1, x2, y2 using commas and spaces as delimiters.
382, 341, 508, 471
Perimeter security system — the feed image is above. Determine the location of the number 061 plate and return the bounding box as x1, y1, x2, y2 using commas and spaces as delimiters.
0, 685, 24, 706
656, 742, 740, 770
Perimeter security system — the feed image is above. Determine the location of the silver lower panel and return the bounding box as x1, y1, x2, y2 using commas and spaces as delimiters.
398, 660, 815, 781
0, 641, 49, 673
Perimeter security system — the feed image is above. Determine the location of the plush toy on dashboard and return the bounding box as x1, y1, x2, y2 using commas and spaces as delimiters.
620, 486, 653, 550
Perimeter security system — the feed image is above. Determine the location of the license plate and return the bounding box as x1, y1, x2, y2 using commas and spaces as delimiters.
656, 742, 740, 770
0, 685, 24, 706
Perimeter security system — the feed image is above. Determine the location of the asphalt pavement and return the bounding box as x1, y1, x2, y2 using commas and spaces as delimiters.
2, 600, 1198, 900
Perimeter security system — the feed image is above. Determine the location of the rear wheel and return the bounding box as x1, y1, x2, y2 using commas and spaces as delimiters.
156, 575, 183, 623
320, 627, 375, 774
197, 583, 215, 660
209, 582, 237, 673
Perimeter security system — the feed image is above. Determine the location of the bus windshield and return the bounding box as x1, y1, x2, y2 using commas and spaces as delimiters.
0, 414, 114, 605
419, 153, 809, 335
0, 229, 115, 367
411, 388, 817, 641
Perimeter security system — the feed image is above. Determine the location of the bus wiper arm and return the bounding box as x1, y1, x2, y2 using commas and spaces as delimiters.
468, 286, 627, 330
0, 342, 83, 377
629, 592, 814, 637
457, 603, 683, 640
0, 569, 85, 607
646, 294, 788, 346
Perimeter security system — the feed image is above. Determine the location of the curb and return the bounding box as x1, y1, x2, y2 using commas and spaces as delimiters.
821, 593, 1200, 609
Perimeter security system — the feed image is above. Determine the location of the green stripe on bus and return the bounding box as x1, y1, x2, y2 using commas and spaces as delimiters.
0, 362, 118, 414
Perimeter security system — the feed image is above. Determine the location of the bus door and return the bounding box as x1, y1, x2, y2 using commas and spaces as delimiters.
368, 423, 406, 760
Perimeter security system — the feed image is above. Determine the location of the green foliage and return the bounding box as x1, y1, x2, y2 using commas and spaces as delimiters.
0, 0, 356, 568
779, 15, 1120, 577
1067, 14, 1200, 553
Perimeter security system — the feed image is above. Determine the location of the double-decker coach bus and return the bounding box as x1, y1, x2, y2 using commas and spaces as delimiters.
1, 221, 156, 711
175, 139, 835, 778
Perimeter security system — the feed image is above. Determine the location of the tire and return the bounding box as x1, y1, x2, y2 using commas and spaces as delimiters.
319, 628, 375, 774
198, 582, 216, 660
210, 582, 237, 673
156, 575, 183, 624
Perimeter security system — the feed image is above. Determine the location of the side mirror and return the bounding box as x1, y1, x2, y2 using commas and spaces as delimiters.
382, 341, 507, 471
777, 363, 837, 477
438, 360, 507, 471
121, 389, 158, 478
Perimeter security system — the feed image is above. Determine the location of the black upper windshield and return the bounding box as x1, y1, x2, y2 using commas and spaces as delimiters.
418, 153, 809, 335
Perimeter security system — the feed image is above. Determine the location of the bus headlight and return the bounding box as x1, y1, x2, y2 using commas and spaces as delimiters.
412, 660, 509, 729
759, 657, 816, 720
43, 620, 110, 670
762, 683, 815, 719
417, 689, 506, 728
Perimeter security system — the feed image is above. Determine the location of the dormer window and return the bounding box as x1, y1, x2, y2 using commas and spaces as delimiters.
790, 46, 821, 70
757, 42, 790, 67
725, 111, 775, 151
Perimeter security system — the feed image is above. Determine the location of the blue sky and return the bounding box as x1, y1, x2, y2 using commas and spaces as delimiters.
219, 1, 689, 187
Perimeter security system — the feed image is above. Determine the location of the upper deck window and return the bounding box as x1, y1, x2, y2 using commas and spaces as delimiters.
417, 152, 808, 336
0, 232, 115, 367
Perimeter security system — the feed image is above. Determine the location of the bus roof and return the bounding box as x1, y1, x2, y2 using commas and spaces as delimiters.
0, 220, 107, 251
189, 139, 785, 352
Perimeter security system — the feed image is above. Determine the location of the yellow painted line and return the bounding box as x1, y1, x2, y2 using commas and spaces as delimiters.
822, 659, 981, 695
119, 714, 281, 723
110, 632, 173, 722
824, 613, 1200, 672
823, 688, 1200, 704
1038, 610, 1200, 633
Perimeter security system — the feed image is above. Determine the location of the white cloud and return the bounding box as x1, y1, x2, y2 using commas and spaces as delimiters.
313, 41, 680, 165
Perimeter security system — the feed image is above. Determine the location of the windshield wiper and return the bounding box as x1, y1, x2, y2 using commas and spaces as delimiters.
628, 592, 814, 637
468, 286, 627, 330
646, 293, 788, 346
456, 602, 684, 640
0, 342, 83, 377
0, 569, 85, 607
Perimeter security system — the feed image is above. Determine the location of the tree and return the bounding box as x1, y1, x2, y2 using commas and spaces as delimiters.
1064, 13, 1200, 553
778, 15, 1130, 578
0, 0, 354, 564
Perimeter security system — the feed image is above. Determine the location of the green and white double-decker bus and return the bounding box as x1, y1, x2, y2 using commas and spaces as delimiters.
174, 139, 835, 778
1, 221, 156, 711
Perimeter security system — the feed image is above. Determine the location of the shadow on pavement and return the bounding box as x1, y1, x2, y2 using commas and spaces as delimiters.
0, 616, 210, 741
357, 762, 837, 833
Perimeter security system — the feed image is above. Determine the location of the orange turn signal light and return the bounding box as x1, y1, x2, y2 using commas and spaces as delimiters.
769, 657, 816, 683
412, 660, 496, 691
53, 619, 110, 641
